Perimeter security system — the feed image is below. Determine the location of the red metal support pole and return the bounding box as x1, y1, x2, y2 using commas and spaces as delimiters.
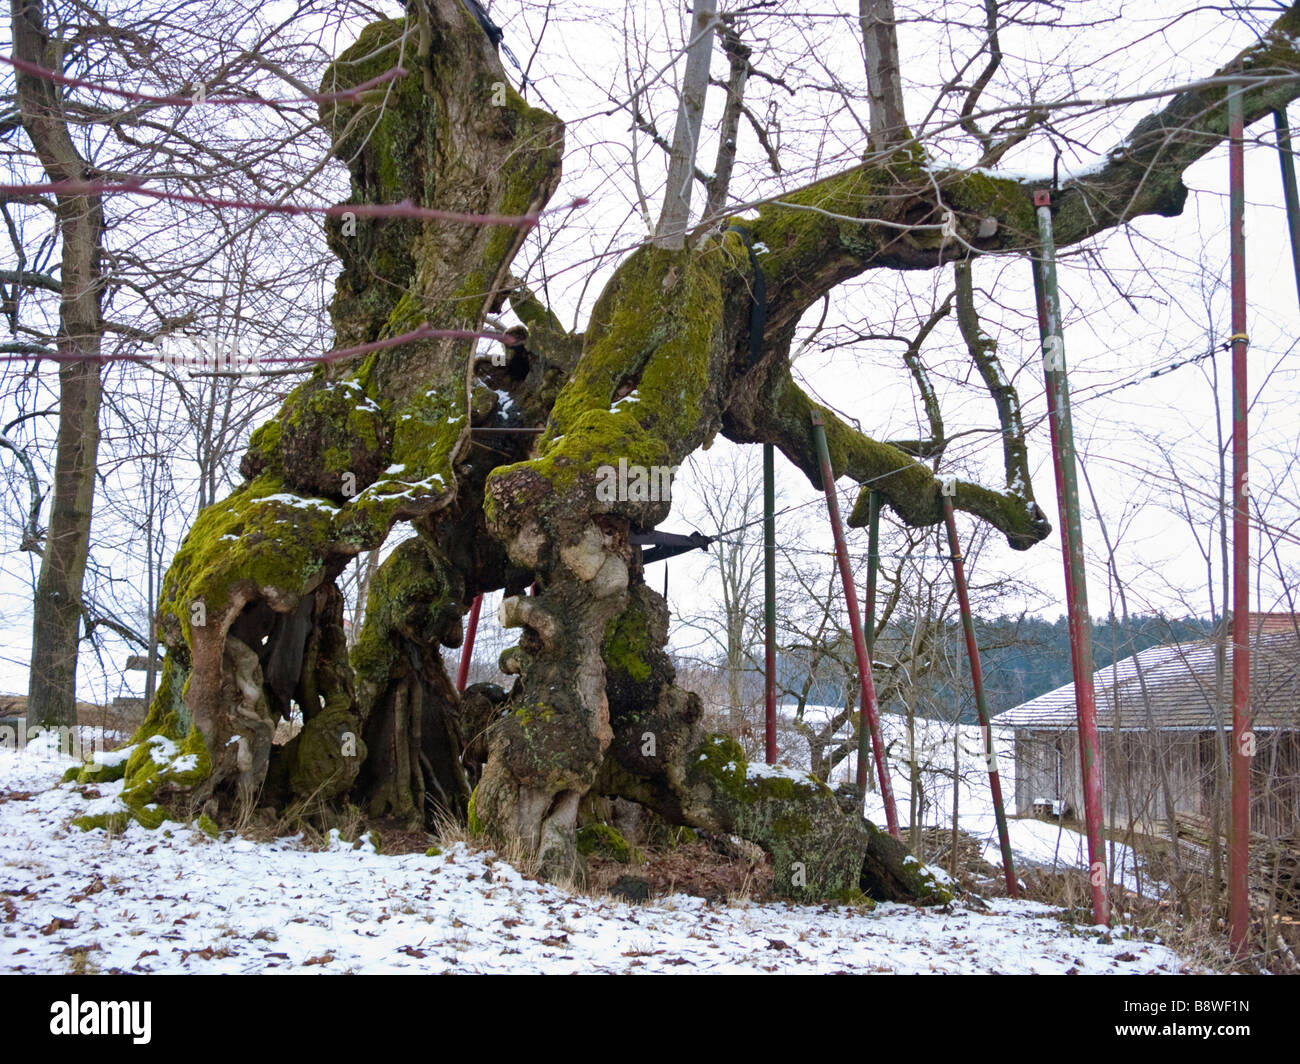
456, 594, 483, 695
942, 497, 1018, 897
810, 412, 899, 837
1032, 190, 1109, 926
764, 442, 778, 764
1228, 83, 1253, 956
859, 490, 881, 791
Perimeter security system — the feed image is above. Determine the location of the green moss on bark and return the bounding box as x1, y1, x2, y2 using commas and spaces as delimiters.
158, 474, 339, 646
352, 536, 462, 703
466, 786, 483, 835
485, 241, 735, 537
602, 600, 652, 683
683, 734, 887, 899
275, 378, 388, 497
319, 18, 426, 342
289, 703, 366, 800
575, 822, 634, 862
70, 656, 214, 832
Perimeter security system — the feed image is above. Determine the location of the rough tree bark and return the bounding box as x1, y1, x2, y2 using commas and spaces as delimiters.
860, 0, 909, 150
12, 0, 106, 729
76, 1, 1300, 903
655, 0, 718, 249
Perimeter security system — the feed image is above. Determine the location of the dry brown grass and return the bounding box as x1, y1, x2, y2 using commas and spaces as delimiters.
1009, 860, 1300, 973
430, 808, 553, 883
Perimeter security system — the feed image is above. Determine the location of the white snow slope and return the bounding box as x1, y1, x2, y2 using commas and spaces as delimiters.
0, 739, 1197, 975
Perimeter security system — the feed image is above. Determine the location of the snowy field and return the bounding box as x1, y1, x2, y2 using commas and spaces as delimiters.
0, 736, 1198, 975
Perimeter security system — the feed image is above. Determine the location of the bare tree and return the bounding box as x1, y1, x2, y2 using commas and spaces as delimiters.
674, 443, 768, 741
3, 0, 358, 723
10, 0, 106, 728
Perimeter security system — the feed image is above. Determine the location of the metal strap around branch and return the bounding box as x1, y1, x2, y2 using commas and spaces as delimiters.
629, 529, 712, 565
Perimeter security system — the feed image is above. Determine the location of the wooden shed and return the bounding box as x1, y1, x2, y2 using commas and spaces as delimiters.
995, 626, 1300, 837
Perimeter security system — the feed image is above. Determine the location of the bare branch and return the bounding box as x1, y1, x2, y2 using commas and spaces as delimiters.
0, 431, 44, 551
886, 293, 954, 459
954, 259, 1030, 497
655, 0, 719, 249
859, 0, 909, 149
703, 24, 751, 222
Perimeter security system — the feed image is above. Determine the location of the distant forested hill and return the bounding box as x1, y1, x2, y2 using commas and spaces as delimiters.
770, 614, 1217, 724
974, 614, 1216, 717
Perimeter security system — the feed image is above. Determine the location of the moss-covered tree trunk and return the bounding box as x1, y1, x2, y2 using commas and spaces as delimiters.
91, 0, 1300, 902
82, 1, 564, 830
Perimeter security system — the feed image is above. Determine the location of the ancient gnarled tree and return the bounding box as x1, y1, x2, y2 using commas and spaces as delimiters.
73, 0, 1300, 901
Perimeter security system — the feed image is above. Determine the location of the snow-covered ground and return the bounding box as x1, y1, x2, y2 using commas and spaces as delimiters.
793, 709, 1167, 898
0, 736, 1197, 974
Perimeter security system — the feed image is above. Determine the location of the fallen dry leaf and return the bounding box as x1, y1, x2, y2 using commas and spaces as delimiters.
40, 916, 77, 935
69, 877, 105, 903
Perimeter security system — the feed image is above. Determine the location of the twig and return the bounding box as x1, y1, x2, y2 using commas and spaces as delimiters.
0, 178, 588, 229
1, 54, 409, 107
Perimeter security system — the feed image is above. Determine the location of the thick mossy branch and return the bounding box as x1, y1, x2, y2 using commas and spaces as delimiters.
747, 159, 920, 340
485, 238, 743, 548
745, 370, 1049, 550
1050, 5, 1300, 244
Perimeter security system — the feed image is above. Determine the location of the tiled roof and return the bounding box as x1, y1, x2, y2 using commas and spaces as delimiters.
994, 632, 1300, 731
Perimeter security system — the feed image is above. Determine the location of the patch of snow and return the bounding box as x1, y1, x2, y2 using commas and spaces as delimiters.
258, 494, 340, 514
87, 744, 135, 769
744, 761, 815, 788
146, 735, 178, 766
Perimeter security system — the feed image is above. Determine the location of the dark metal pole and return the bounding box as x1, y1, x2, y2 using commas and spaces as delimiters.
942, 497, 1018, 897
1229, 84, 1253, 956
456, 594, 483, 694
860, 490, 881, 792
1273, 108, 1300, 310
1032, 189, 1109, 927
810, 413, 899, 837
764, 442, 778, 765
